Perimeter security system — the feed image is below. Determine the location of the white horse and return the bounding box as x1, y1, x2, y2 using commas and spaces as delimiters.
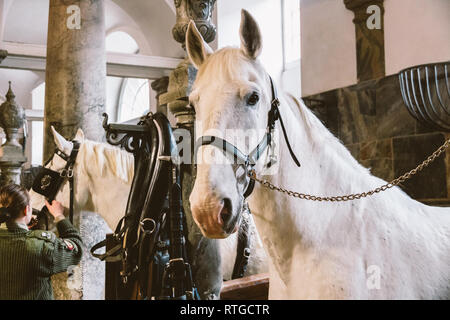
187, 10, 450, 299
29, 126, 268, 298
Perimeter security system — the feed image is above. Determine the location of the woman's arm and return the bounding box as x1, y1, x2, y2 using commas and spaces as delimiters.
43, 201, 83, 274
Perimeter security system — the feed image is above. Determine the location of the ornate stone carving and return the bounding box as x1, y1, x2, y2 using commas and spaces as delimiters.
151, 76, 170, 116
0, 82, 25, 132
172, 0, 216, 48
0, 82, 27, 186
160, 59, 197, 126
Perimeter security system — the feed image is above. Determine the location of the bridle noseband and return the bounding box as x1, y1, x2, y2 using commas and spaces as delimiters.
31, 140, 80, 229
195, 76, 300, 199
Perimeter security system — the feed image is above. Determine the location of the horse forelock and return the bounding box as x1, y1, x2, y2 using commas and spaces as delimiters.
196, 47, 265, 88
79, 140, 134, 185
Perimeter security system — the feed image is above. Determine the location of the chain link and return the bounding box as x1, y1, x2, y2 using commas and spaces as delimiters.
249, 137, 450, 202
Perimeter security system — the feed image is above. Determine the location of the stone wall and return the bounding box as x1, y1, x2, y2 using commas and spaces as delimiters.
304, 74, 449, 206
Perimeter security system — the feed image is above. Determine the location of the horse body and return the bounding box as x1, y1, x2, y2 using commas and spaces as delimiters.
29, 127, 268, 294
186, 10, 450, 299
249, 94, 450, 299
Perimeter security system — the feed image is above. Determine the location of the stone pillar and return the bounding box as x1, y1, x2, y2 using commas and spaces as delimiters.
0, 82, 27, 187
44, 0, 106, 161
160, 0, 222, 299
344, 0, 385, 82
151, 76, 170, 116
44, 0, 107, 300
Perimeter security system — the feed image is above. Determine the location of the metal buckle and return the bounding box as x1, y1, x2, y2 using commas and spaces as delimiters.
271, 98, 280, 108
67, 167, 74, 178
60, 169, 67, 178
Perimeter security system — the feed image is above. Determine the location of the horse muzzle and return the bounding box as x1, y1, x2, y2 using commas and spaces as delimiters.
190, 197, 239, 239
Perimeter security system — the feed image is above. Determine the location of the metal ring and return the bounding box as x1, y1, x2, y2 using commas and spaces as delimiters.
139, 218, 156, 235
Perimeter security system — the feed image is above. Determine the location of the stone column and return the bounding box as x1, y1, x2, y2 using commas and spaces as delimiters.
160, 0, 222, 300
344, 0, 385, 82
44, 0, 106, 161
44, 0, 107, 300
0, 82, 27, 187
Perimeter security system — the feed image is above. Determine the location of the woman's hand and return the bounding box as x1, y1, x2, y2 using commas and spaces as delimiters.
45, 200, 65, 221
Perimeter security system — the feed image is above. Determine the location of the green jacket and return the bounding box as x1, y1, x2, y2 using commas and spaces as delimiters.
0, 219, 83, 300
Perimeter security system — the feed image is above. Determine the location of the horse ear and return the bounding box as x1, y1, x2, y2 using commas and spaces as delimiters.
239, 9, 262, 59
51, 126, 71, 152
75, 128, 85, 141
186, 20, 213, 69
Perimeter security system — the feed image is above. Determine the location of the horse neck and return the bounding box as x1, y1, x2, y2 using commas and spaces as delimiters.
78, 142, 133, 230
249, 94, 400, 251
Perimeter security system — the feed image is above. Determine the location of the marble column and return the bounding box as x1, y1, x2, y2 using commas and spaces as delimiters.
160, 0, 222, 300
0, 82, 27, 187
44, 0, 107, 300
344, 0, 385, 82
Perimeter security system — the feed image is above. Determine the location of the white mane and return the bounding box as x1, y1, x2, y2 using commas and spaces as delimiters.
79, 139, 134, 185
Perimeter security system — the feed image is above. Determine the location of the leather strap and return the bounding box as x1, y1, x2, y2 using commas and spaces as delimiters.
65, 141, 80, 225
91, 239, 123, 262
231, 210, 251, 279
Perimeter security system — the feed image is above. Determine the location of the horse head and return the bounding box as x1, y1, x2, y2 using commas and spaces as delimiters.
30, 127, 91, 222
187, 10, 274, 239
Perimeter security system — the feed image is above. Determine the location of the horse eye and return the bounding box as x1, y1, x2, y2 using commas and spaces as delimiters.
247, 92, 260, 106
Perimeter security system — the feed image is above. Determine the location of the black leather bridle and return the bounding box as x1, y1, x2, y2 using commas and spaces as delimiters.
31, 141, 80, 229
194, 76, 301, 198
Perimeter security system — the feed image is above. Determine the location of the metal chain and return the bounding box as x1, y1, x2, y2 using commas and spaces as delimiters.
249, 137, 450, 202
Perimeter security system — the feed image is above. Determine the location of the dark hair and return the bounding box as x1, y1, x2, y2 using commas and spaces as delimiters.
0, 184, 30, 224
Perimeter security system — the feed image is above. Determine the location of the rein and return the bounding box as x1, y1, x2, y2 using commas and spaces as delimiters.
195, 76, 301, 198
31, 141, 80, 229
251, 137, 450, 201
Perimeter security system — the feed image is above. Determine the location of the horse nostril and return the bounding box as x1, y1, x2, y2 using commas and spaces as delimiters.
219, 198, 233, 226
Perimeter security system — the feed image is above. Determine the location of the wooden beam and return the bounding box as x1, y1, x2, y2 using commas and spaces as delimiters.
220, 273, 270, 300
0, 42, 182, 78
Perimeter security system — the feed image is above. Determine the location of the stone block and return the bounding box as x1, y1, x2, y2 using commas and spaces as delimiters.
393, 133, 447, 199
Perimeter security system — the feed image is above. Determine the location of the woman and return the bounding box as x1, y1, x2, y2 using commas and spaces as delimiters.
0, 184, 83, 300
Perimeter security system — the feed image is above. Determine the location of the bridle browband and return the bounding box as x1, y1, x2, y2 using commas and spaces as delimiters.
31, 140, 80, 229
195, 76, 300, 198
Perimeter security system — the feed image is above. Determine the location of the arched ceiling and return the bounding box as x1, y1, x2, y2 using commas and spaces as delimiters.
1, 0, 184, 58
2, 0, 49, 45
111, 0, 184, 57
